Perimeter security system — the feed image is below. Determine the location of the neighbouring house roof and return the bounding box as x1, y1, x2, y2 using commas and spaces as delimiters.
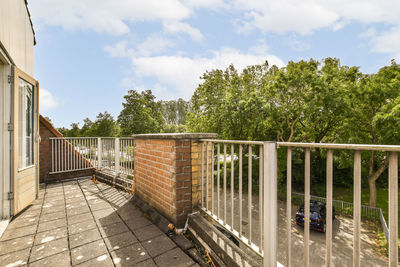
39, 115, 63, 137
25, 0, 36, 45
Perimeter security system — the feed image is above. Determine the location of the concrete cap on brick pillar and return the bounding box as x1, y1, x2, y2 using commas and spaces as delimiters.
133, 133, 218, 140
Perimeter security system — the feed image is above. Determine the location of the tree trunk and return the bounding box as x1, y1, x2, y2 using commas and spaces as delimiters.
367, 153, 389, 207
368, 177, 377, 207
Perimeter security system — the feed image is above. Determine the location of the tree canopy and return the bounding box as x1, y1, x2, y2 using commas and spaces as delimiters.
56, 57, 400, 206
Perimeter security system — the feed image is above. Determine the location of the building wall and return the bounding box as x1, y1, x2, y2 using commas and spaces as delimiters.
134, 139, 192, 227
0, 0, 34, 75
133, 133, 217, 227
0, 64, 11, 219
39, 116, 94, 183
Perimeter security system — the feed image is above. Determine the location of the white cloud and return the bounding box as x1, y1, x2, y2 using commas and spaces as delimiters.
127, 47, 285, 99
232, 0, 400, 35
249, 39, 269, 55
40, 89, 59, 112
137, 35, 175, 56
370, 27, 400, 60
163, 21, 203, 42
30, 0, 191, 35
104, 41, 134, 58
182, 0, 229, 10
284, 34, 311, 52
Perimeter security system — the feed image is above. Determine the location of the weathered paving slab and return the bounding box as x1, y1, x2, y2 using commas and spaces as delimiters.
0, 177, 198, 267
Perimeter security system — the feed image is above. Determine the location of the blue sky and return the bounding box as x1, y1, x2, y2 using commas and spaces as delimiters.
29, 0, 400, 128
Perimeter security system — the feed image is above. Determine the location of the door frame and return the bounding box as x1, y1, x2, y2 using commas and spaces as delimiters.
12, 65, 39, 215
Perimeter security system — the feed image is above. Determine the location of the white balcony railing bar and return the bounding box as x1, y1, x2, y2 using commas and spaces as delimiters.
49, 137, 134, 176
199, 139, 399, 267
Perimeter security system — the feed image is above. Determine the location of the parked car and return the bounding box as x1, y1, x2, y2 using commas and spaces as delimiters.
295, 200, 335, 233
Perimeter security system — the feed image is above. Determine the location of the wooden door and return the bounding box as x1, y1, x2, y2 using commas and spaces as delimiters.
12, 66, 39, 215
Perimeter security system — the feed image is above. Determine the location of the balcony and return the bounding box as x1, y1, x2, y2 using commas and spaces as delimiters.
0, 177, 196, 266
1, 135, 398, 266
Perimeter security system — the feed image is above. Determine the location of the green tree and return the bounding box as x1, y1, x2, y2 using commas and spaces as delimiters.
340, 61, 400, 206
118, 90, 164, 136
91, 111, 119, 137
80, 118, 94, 136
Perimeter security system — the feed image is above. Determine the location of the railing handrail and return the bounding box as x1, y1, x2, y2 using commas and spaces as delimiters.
201, 139, 400, 151
278, 142, 400, 151
49, 136, 134, 139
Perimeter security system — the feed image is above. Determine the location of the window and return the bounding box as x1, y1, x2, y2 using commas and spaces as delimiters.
18, 78, 34, 169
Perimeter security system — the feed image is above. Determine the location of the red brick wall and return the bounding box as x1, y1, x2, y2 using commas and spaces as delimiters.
39, 118, 54, 181
39, 117, 93, 183
134, 139, 192, 227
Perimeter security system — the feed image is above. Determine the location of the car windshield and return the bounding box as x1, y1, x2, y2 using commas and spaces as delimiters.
299, 204, 322, 213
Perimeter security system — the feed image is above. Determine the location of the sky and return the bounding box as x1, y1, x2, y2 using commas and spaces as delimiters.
29, 0, 400, 128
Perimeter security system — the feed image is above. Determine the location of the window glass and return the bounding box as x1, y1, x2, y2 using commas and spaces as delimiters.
18, 78, 34, 169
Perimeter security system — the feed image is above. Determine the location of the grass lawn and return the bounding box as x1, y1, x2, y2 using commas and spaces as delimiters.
332, 187, 399, 240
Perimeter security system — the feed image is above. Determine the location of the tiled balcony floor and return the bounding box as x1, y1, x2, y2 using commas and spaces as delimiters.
0, 177, 197, 267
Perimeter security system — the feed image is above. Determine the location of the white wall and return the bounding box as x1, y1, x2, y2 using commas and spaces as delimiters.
0, 63, 11, 219
0, 0, 35, 76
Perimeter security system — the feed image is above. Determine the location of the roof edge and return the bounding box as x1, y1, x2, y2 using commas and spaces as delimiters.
40, 115, 63, 137
24, 0, 36, 45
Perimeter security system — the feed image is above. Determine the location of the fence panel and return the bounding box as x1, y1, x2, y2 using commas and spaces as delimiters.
199, 140, 399, 267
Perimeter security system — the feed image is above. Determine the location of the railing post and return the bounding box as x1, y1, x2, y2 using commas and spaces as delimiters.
263, 142, 277, 267
98, 137, 102, 169
388, 152, 398, 267
115, 138, 120, 175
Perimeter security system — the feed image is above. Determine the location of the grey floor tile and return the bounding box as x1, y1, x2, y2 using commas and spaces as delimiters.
30, 237, 68, 262
142, 234, 177, 258
0, 235, 34, 255
1, 224, 37, 241
8, 215, 40, 229
66, 202, 88, 210
89, 203, 113, 212
98, 221, 129, 238
69, 228, 102, 248
132, 224, 164, 242
29, 251, 70, 267
66, 197, 86, 205
0, 247, 30, 266
67, 206, 91, 217
67, 213, 93, 225
41, 204, 65, 214
74, 254, 113, 267
39, 211, 66, 223
134, 259, 157, 267
34, 227, 67, 245
69, 220, 97, 235
124, 216, 152, 232
103, 231, 138, 251
154, 247, 195, 267
42, 199, 65, 208
65, 193, 84, 199
71, 239, 108, 266
37, 218, 67, 233
110, 243, 150, 266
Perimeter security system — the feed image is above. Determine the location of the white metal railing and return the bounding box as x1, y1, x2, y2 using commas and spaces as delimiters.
199, 140, 399, 267
291, 192, 382, 219
50, 137, 134, 176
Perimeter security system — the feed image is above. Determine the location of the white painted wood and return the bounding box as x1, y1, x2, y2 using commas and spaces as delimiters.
353, 150, 361, 267
0, 0, 35, 75
304, 148, 310, 267
263, 142, 277, 267
286, 147, 292, 267
326, 149, 333, 267
0, 64, 12, 219
115, 138, 120, 175
388, 152, 398, 267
